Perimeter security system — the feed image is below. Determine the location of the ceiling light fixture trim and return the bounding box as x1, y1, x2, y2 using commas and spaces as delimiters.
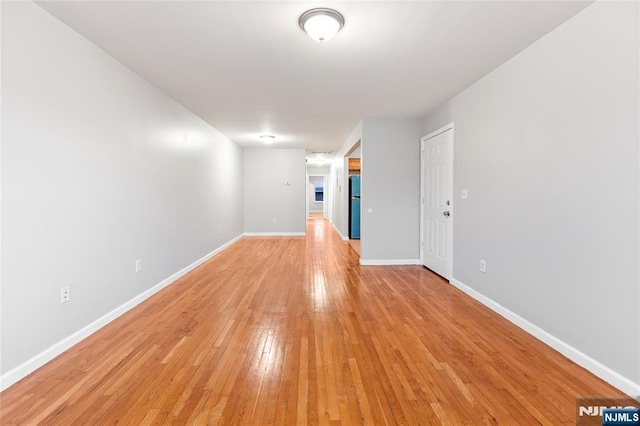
260, 134, 276, 144
298, 8, 344, 43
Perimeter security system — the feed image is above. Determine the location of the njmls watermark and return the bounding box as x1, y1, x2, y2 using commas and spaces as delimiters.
577, 396, 640, 425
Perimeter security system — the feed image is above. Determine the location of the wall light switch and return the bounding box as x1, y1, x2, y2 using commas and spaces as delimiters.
284, 181, 291, 186
461, 190, 468, 200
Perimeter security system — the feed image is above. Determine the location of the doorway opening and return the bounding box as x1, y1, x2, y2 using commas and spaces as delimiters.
345, 142, 361, 255
346, 144, 361, 240
308, 175, 327, 220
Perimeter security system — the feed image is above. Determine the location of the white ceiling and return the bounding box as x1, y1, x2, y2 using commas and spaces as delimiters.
37, 1, 590, 153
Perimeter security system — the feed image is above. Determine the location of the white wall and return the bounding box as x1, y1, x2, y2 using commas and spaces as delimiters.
244, 149, 306, 235
330, 119, 422, 261
307, 166, 330, 175
423, 2, 639, 390
1, 1, 244, 379
360, 118, 423, 264
308, 176, 324, 212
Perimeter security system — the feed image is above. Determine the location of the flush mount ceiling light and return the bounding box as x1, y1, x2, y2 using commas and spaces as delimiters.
298, 8, 344, 43
260, 135, 276, 144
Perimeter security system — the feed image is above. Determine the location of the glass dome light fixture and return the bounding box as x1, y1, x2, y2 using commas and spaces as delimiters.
260, 134, 276, 144
298, 8, 344, 43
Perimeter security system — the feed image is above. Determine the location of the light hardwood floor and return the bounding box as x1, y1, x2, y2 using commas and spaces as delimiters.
348, 239, 360, 256
0, 216, 630, 424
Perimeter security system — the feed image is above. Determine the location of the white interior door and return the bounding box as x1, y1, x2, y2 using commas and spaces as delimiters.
421, 125, 453, 279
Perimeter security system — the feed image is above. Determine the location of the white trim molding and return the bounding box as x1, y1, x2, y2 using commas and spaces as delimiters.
243, 232, 306, 237
450, 278, 640, 398
360, 259, 421, 266
331, 222, 349, 241
0, 234, 244, 392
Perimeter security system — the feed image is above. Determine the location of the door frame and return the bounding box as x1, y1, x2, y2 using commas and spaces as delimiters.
343, 140, 361, 241
307, 174, 328, 219
420, 122, 454, 280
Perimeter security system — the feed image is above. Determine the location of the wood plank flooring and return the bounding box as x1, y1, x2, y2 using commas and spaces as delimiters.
0, 215, 630, 424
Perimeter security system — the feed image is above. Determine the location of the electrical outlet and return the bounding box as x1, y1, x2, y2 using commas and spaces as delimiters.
272, 218, 277, 224
61, 286, 70, 304
480, 259, 486, 273
135, 259, 142, 273
461, 189, 468, 199
219, 227, 223, 235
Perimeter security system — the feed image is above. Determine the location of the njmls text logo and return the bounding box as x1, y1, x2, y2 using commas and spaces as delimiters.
577, 397, 640, 426
602, 408, 640, 425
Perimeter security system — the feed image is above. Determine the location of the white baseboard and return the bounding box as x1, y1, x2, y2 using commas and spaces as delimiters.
0, 234, 244, 392
360, 259, 421, 266
331, 223, 348, 241
243, 232, 306, 237
449, 278, 640, 398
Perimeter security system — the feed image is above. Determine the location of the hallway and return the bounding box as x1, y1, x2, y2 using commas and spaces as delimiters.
0, 217, 628, 424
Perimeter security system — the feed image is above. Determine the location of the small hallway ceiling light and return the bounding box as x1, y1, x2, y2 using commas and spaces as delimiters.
299, 8, 344, 43
260, 135, 276, 144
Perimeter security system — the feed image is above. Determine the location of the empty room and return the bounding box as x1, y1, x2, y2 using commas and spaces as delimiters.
1, 1, 639, 424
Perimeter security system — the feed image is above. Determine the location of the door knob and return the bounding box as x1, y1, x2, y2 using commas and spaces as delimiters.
443, 211, 450, 217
